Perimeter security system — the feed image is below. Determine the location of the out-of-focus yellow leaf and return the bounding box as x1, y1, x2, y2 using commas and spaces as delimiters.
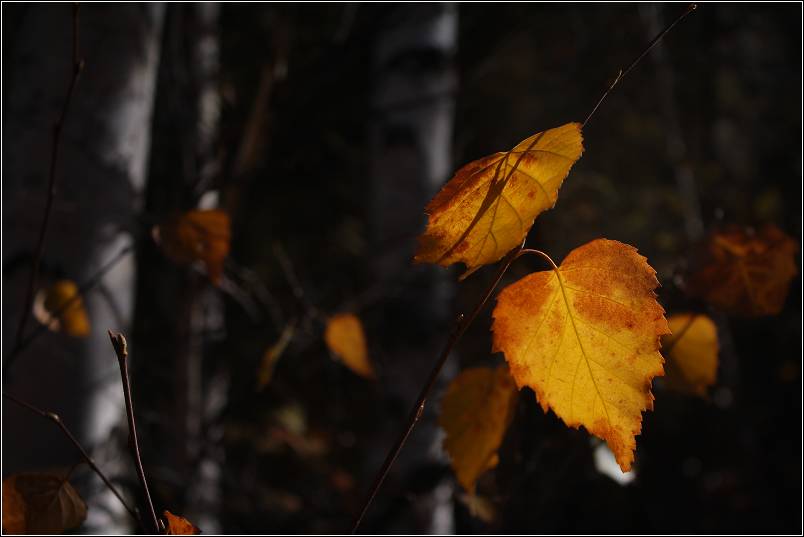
662, 313, 718, 397
154, 209, 231, 284
415, 123, 583, 278
439, 365, 518, 493
324, 313, 374, 379
2, 473, 87, 534
164, 510, 200, 535
492, 239, 668, 472
32, 280, 90, 337
686, 224, 797, 316
257, 321, 296, 390
457, 492, 497, 523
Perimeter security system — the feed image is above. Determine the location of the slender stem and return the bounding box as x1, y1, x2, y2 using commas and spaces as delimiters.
517, 248, 560, 270
583, 3, 697, 128
3, 244, 134, 377
108, 331, 160, 534
351, 240, 526, 533
3, 391, 141, 526
14, 3, 86, 349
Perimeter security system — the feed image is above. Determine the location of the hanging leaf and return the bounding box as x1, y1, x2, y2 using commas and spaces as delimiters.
439, 365, 518, 493
257, 321, 297, 390
32, 280, 90, 337
415, 123, 583, 278
2, 473, 87, 534
153, 209, 231, 284
662, 313, 718, 397
492, 239, 668, 471
164, 510, 201, 535
686, 224, 797, 316
324, 313, 374, 379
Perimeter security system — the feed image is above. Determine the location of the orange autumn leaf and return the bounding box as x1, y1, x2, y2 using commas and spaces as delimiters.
492, 239, 668, 472
439, 365, 518, 493
324, 313, 374, 379
686, 224, 798, 316
154, 209, 231, 284
164, 510, 200, 535
662, 313, 719, 397
415, 123, 583, 278
32, 280, 90, 337
2, 473, 87, 534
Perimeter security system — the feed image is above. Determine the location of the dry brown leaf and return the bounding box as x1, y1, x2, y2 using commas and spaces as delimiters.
153, 209, 231, 284
439, 365, 518, 492
415, 123, 583, 278
164, 510, 200, 534
2, 473, 87, 534
492, 239, 668, 471
324, 313, 374, 379
662, 313, 719, 397
686, 224, 797, 316
32, 280, 90, 337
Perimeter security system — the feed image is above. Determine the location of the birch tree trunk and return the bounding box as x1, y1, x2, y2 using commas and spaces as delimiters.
2, 3, 164, 531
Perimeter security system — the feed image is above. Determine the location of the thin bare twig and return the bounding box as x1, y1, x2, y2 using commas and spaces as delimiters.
15, 3, 86, 349
351, 239, 526, 533
108, 331, 160, 534
2, 391, 142, 527
583, 3, 697, 128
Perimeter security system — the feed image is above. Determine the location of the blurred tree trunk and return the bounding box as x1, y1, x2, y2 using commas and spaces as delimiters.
366, 4, 458, 532
2, 3, 164, 531
129, 3, 223, 532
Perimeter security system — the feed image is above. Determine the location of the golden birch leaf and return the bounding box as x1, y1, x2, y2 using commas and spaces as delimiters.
153, 209, 231, 284
492, 239, 669, 472
2, 473, 87, 534
324, 313, 374, 379
439, 365, 518, 493
32, 280, 90, 337
662, 313, 718, 397
686, 224, 798, 316
164, 510, 201, 535
415, 123, 583, 278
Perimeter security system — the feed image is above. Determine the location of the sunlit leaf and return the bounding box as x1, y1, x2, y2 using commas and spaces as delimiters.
415, 123, 583, 278
32, 280, 90, 337
686, 224, 797, 316
2, 473, 87, 534
662, 313, 718, 397
164, 510, 200, 535
153, 209, 231, 284
439, 365, 518, 492
324, 313, 374, 379
492, 239, 668, 471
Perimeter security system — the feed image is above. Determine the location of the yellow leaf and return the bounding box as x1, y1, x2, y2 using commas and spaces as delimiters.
686, 224, 798, 316
2, 473, 87, 534
415, 123, 583, 278
439, 365, 518, 493
457, 492, 497, 523
32, 280, 90, 337
662, 313, 718, 397
154, 209, 231, 284
257, 321, 296, 390
324, 313, 374, 379
164, 510, 200, 535
492, 239, 669, 472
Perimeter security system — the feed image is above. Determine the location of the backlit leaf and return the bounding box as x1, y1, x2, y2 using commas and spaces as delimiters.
32, 280, 90, 337
439, 365, 518, 493
164, 510, 200, 535
492, 239, 668, 471
662, 313, 718, 397
324, 313, 374, 379
153, 209, 231, 284
2, 473, 87, 534
686, 224, 797, 316
415, 123, 583, 278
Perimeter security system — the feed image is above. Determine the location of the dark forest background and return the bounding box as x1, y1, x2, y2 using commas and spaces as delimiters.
2, 3, 801, 534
